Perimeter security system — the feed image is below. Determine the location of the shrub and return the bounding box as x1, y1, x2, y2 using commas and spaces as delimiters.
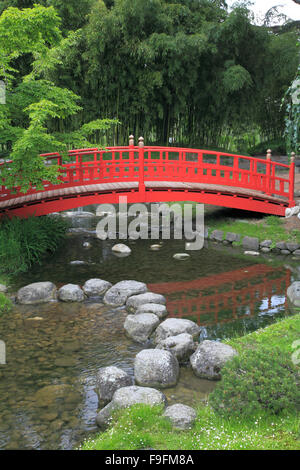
0, 293, 12, 315
209, 347, 299, 418
0, 215, 68, 274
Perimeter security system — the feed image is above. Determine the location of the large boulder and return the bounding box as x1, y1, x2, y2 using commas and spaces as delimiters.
83, 279, 112, 297
134, 349, 179, 388
58, 284, 85, 302
124, 313, 160, 343
242, 236, 259, 251
96, 385, 167, 429
17, 282, 57, 305
135, 303, 168, 319
103, 280, 147, 307
153, 318, 200, 344
163, 404, 197, 430
126, 292, 166, 312
287, 282, 300, 307
156, 333, 197, 364
190, 340, 238, 380
96, 366, 133, 405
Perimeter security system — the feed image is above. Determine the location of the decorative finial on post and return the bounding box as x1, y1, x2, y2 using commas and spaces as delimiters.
291, 152, 296, 163
138, 136, 144, 148
266, 149, 272, 160
129, 135, 134, 146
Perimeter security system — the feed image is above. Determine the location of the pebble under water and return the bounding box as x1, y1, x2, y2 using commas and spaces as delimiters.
0, 207, 298, 450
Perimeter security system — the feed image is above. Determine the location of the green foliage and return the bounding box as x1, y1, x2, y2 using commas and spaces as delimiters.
0, 215, 68, 274
248, 138, 287, 156
0, 292, 12, 315
283, 64, 300, 156
209, 348, 300, 418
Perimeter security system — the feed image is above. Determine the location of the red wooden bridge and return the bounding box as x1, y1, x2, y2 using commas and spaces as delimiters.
0, 136, 296, 218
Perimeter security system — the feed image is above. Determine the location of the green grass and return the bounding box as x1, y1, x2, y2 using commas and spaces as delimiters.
80, 314, 300, 451
80, 403, 299, 451
0, 292, 12, 316
0, 215, 68, 275
207, 215, 300, 245
226, 313, 300, 354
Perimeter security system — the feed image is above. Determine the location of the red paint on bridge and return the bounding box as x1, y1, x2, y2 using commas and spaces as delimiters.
0, 140, 296, 218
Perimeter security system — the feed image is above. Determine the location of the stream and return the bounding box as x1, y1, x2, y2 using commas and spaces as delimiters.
0, 205, 298, 450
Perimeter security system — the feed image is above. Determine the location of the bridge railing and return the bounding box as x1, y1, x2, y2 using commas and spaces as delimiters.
0, 136, 296, 208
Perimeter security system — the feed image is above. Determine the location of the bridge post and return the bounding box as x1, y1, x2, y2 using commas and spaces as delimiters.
266, 149, 272, 195
138, 136, 145, 199
289, 152, 296, 207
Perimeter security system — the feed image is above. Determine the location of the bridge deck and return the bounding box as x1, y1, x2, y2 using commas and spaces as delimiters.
0, 180, 288, 210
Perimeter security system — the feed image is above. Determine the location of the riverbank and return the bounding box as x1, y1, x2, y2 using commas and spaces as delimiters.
80, 314, 300, 450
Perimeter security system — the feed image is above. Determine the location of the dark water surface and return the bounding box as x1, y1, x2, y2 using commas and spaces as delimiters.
0, 207, 298, 450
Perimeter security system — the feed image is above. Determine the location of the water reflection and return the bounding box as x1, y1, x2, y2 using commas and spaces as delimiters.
149, 264, 291, 339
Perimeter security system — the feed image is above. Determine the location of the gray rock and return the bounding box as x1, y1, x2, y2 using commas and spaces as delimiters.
280, 249, 291, 256
156, 333, 197, 364
286, 243, 300, 252
150, 244, 161, 251
135, 303, 168, 319
244, 251, 260, 256
275, 241, 287, 250
153, 318, 200, 344
96, 366, 133, 405
111, 244, 131, 254
287, 281, 300, 307
17, 282, 57, 305
225, 232, 241, 243
242, 236, 259, 251
126, 292, 166, 312
134, 349, 179, 388
103, 280, 148, 307
260, 239, 272, 248
190, 340, 238, 380
83, 279, 112, 297
210, 230, 224, 242
173, 253, 190, 260
96, 386, 167, 429
83, 241, 91, 249
69, 260, 86, 265
58, 284, 85, 302
293, 250, 300, 256
163, 404, 197, 430
261, 247, 271, 253
124, 313, 160, 343
0, 284, 7, 293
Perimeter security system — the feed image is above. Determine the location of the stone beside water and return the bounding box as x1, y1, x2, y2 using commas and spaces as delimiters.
58, 284, 85, 302
17, 282, 57, 305
126, 292, 166, 312
83, 279, 112, 297
96, 366, 133, 405
103, 280, 148, 307
190, 340, 238, 380
153, 318, 200, 344
124, 313, 160, 343
134, 349, 179, 389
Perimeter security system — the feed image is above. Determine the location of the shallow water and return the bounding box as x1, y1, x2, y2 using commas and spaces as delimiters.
0, 206, 298, 449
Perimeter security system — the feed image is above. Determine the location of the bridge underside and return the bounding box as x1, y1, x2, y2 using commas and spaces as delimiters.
0, 181, 289, 218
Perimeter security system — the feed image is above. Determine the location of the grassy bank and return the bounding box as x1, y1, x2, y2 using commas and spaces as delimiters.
0, 215, 68, 276
80, 314, 300, 451
168, 202, 300, 244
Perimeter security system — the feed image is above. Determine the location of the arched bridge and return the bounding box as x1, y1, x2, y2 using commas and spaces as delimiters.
0, 136, 296, 218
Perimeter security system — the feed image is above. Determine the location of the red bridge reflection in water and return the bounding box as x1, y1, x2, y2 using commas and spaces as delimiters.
149, 264, 291, 326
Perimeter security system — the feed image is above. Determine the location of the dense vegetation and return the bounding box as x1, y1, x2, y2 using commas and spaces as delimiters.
81, 314, 300, 450
0, 215, 68, 275
0, 1, 298, 193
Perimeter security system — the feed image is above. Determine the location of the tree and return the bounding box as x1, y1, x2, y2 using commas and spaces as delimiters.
0, 4, 118, 191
